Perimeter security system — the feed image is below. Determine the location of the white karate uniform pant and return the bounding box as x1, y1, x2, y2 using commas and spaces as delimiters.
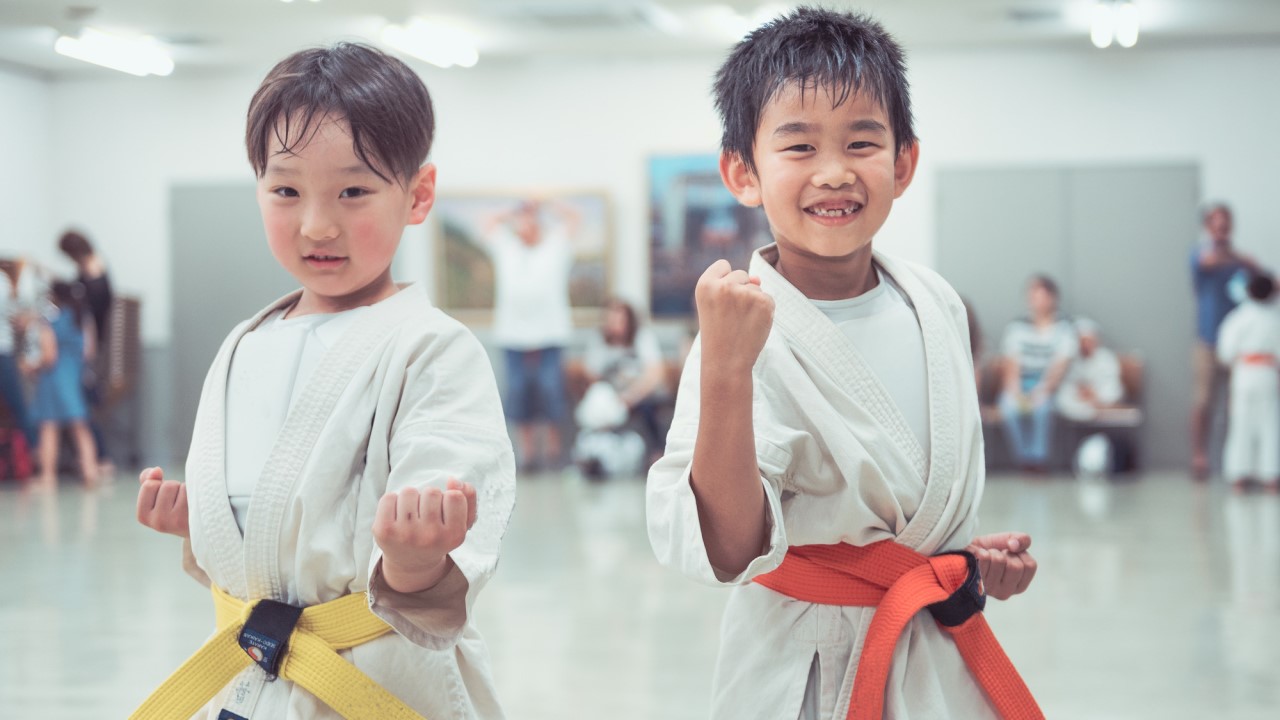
1225, 365, 1280, 482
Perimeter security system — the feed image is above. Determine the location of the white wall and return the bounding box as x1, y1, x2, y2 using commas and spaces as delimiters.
1, 64, 53, 265
24, 43, 1280, 344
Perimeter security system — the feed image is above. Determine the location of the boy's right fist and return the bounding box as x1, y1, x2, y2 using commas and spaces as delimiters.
136, 467, 190, 538
695, 259, 775, 375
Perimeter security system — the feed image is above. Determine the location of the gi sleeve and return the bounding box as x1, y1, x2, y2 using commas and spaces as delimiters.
367, 327, 517, 650
646, 335, 794, 586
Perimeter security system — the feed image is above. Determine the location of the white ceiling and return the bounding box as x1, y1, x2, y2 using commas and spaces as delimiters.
3, 0, 1280, 78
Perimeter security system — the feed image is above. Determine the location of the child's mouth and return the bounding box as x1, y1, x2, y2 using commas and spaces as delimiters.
804, 202, 863, 218
305, 254, 347, 268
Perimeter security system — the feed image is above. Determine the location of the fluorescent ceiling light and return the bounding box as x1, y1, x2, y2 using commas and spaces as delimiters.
54, 28, 174, 76
1090, 1, 1114, 48
642, 3, 685, 35
1114, 1, 1140, 48
382, 18, 478, 69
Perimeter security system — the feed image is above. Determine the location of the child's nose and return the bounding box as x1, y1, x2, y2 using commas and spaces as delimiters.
300, 203, 340, 241
812, 154, 856, 190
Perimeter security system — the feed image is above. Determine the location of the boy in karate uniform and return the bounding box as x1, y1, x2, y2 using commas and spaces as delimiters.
133, 44, 515, 719
648, 9, 1041, 719
1218, 273, 1280, 492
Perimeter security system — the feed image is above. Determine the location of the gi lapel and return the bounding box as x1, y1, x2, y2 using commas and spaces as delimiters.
873, 253, 965, 551
752, 246, 930, 482
240, 286, 423, 601
187, 291, 305, 599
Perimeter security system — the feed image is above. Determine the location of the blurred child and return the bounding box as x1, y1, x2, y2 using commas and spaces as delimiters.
23, 281, 98, 487
647, 8, 1041, 719
132, 43, 515, 719
1218, 273, 1280, 492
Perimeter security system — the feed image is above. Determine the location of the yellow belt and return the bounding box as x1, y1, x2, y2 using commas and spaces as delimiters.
130, 585, 426, 720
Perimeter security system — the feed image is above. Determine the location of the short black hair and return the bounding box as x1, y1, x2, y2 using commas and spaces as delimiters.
1247, 272, 1275, 302
713, 7, 916, 174
58, 230, 94, 262
246, 42, 434, 185
50, 280, 87, 327
1029, 273, 1060, 299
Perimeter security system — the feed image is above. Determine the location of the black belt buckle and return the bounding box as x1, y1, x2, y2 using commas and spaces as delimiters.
238, 599, 304, 680
926, 551, 987, 627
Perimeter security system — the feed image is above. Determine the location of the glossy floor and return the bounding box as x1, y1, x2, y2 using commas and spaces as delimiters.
1, 471, 1278, 719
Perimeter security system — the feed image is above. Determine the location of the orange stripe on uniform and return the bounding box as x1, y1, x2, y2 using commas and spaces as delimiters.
753, 540, 1043, 720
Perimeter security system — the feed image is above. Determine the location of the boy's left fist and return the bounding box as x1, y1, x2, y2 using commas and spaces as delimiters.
373, 479, 478, 593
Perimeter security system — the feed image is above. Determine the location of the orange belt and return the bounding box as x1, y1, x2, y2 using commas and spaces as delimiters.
1241, 353, 1277, 366
753, 540, 1043, 720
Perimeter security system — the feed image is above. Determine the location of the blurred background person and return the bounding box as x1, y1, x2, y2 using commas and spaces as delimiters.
0, 262, 38, 457
1190, 203, 1258, 480
1216, 272, 1280, 493
1057, 317, 1124, 422
578, 298, 669, 461
57, 230, 114, 477
486, 199, 579, 471
23, 280, 98, 487
998, 274, 1077, 472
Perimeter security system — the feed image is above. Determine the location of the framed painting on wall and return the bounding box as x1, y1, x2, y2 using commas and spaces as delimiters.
435, 192, 612, 326
649, 153, 771, 318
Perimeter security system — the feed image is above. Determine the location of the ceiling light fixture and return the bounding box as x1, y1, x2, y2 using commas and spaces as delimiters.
381, 19, 479, 69
1091, 0, 1139, 49
1090, 1, 1114, 48
1114, 1, 1140, 48
54, 28, 174, 76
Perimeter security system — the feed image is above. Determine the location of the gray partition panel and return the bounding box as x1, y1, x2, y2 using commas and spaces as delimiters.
938, 164, 1199, 470
936, 168, 1070, 349
1066, 166, 1199, 470
170, 184, 295, 460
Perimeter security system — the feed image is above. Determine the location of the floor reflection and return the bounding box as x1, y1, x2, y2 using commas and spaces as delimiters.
1, 471, 1278, 718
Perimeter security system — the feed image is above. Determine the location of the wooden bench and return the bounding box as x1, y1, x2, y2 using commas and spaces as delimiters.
979, 353, 1146, 469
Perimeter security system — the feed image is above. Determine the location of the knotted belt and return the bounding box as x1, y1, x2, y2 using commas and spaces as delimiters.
130, 584, 426, 720
753, 540, 1043, 720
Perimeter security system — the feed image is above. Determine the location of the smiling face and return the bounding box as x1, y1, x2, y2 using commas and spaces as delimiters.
721, 82, 917, 262
257, 115, 435, 315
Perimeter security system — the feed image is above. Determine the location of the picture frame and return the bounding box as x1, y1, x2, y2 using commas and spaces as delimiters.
649, 154, 771, 318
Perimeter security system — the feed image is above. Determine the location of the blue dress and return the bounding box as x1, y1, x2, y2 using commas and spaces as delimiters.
31, 309, 87, 423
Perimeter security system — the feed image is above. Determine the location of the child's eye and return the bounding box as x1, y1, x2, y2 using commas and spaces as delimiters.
784, 144, 815, 153
272, 187, 299, 198
340, 187, 370, 199
849, 141, 876, 150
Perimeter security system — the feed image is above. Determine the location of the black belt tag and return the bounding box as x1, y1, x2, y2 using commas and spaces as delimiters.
218, 711, 250, 720
237, 599, 304, 679
927, 551, 987, 627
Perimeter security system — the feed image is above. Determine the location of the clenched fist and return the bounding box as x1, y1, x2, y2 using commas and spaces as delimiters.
373, 478, 478, 593
136, 467, 189, 538
966, 532, 1037, 601
695, 259, 776, 376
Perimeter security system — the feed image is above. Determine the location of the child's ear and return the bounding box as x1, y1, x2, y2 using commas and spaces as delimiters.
720, 151, 763, 207
407, 164, 437, 225
892, 141, 920, 199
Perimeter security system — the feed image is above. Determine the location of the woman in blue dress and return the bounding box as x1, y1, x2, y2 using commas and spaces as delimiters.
25, 281, 98, 487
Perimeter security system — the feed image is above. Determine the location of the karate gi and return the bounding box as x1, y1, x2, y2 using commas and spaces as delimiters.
1217, 299, 1280, 482
1055, 347, 1124, 422
648, 244, 996, 719
181, 284, 516, 719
